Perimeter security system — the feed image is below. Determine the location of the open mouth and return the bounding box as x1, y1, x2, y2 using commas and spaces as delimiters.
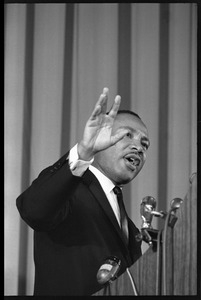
124, 154, 141, 170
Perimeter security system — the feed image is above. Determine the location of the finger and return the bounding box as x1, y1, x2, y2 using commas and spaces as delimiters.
103, 87, 109, 95
90, 104, 101, 120
90, 91, 107, 120
101, 87, 109, 114
111, 128, 128, 145
89, 87, 109, 120
108, 95, 121, 118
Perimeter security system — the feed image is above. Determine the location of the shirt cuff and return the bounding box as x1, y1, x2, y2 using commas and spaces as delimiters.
68, 144, 94, 176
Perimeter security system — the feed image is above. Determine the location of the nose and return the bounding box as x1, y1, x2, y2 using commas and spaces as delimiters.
129, 143, 143, 153
130, 144, 145, 162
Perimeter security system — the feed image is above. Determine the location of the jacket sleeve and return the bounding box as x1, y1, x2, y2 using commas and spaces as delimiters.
16, 152, 82, 231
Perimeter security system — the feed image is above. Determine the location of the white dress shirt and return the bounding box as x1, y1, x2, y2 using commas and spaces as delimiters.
68, 144, 121, 226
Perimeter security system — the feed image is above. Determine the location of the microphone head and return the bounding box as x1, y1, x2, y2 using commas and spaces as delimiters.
97, 256, 121, 285
140, 196, 156, 228
141, 196, 157, 209
170, 197, 183, 211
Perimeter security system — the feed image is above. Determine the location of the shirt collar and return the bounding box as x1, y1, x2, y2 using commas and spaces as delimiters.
89, 165, 115, 196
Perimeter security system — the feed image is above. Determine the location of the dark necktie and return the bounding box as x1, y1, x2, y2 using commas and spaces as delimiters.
113, 186, 129, 245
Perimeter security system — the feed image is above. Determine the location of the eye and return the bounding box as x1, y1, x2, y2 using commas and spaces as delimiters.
142, 141, 150, 150
126, 132, 132, 138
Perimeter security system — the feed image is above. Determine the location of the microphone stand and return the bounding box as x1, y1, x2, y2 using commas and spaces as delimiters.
95, 197, 183, 296
135, 197, 183, 295
161, 198, 183, 295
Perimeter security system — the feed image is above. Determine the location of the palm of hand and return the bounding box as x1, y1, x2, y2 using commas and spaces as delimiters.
78, 89, 127, 160
84, 114, 115, 153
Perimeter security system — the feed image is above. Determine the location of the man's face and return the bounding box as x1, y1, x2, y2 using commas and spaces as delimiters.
93, 113, 150, 185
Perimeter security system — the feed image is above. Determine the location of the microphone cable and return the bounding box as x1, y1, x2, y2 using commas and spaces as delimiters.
126, 268, 139, 295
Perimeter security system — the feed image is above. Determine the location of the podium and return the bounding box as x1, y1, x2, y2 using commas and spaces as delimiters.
93, 173, 197, 295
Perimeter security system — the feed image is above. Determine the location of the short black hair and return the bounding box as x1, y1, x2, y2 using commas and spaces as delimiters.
106, 109, 141, 120
117, 109, 141, 120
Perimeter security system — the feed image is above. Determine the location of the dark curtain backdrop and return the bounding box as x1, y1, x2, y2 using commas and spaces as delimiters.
5, 3, 197, 295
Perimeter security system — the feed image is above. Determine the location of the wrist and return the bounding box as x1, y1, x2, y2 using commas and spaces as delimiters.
77, 141, 94, 161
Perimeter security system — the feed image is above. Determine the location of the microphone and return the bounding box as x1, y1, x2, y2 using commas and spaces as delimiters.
170, 197, 183, 213
97, 256, 121, 285
140, 196, 157, 229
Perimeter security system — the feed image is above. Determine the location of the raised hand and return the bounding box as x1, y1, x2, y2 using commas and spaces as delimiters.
78, 88, 128, 161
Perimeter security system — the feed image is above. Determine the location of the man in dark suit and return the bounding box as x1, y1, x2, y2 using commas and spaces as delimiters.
16, 87, 150, 295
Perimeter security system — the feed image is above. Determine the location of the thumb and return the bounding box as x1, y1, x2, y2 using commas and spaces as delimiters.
111, 129, 128, 145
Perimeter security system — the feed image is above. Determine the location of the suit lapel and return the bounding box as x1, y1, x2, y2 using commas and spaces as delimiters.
82, 169, 128, 248
127, 218, 142, 263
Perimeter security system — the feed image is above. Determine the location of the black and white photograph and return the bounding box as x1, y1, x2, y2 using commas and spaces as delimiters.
4, 2, 198, 296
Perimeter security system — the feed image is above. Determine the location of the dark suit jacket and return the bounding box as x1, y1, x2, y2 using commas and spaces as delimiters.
16, 152, 142, 295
